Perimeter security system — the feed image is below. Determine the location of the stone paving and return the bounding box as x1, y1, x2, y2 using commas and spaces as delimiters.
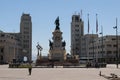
0, 64, 120, 80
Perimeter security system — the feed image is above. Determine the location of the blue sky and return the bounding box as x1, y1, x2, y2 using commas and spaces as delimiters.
0, 0, 120, 60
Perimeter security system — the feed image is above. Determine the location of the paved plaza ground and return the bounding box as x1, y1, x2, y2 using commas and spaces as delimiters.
0, 64, 120, 80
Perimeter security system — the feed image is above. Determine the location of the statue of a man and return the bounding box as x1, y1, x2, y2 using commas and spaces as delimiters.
55, 16, 60, 30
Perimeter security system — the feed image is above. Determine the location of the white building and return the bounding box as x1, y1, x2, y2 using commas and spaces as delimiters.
89, 35, 120, 63
81, 34, 98, 62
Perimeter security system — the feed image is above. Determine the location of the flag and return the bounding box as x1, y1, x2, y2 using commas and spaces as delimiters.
88, 14, 89, 33
96, 14, 98, 33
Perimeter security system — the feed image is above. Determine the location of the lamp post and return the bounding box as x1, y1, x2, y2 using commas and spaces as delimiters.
99, 26, 104, 63
92, 32, 95, 65
36, 43, 43, 59
113, 18, 119, 68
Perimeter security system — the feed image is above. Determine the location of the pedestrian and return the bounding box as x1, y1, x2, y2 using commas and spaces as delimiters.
99, 71, 101, 76
28, 65, 32, 75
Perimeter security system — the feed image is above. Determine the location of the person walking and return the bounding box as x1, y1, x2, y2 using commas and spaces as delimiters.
28, 64, 32, 75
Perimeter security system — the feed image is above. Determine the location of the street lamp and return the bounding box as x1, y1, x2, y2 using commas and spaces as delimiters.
113, 18, 119, 68
92, 32, 95, 65
99, 26, 104, 63
36, 42, 43, 59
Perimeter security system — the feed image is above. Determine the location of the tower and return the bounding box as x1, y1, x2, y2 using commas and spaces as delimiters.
71, 14, 84, 57
49, 17, 66, 61
20, 13, 32, 62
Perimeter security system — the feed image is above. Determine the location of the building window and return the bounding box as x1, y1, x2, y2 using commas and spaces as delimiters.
107, 44, 112, 47
75, 34, 79, 36
24, 27, 29, 30
24, 31, 29, 34
75, 39, 79, 41
11, 36, 13, 39
75, 16, 79, 22
75, 29, 79, 32
76, 47, 78, 50
113, 51, 117, 54
1, 48, 4, 53
107, 51, 112, 54
113, 45, 117, 47
24, 44, 29, 48
24, 40, 29, 43
75, 25, 79, 27
112, 38, 116, 41
1, 34, 5, 37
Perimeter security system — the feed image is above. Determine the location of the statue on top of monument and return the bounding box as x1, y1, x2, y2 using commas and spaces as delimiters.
55, 16, 60, 30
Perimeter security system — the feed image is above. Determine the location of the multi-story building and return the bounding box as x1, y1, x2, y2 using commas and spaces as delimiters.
0, 32, 21, 63
0, 13, 32, 64
89, 35, 120, 63
20, 14, 32, 62
71, 14, 84, 57
81, 34, 98, 62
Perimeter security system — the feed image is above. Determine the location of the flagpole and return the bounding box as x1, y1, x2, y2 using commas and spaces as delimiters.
113, 18, 119, 68
87, 13, 90, 63
101, 26, 104, 63
88, 14, 89, 34
92, 30, 95, 66
95, 14, 98, 65
96, 14, 98, 33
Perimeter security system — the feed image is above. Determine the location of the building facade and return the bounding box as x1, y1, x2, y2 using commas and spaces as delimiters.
20, 14, 32, 62
71, 14, 84, 57
0, 32, 21, 63
89, 35, 120, 63
81, 34, 98, 62
0, 13, 32, 64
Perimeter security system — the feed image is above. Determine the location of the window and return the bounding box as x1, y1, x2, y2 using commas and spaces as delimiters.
24, 27, 29, 30
113, 51, 118, 54
75, 39, 79, 41
75, 29, 79, 32
75, 25, 79, 27
107, 51, 112, 54
112, 38, 116, 41
1, 34, 5, 37
24, 40, 29, 43
113, 45, 117, 47
107, 44, 112, 47
1, 48, 4, 53
11, 36, 13, 39
24, 31, 29, 34
75, 16, 79, 22
24, 44, 29, 48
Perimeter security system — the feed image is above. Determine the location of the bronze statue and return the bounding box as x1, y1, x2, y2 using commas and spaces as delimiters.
55, 16, 60, 30
62, 41, 66, 50
49, 40, 53, 50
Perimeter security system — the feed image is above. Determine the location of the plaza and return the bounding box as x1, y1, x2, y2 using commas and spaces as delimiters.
0, 64, 120, 80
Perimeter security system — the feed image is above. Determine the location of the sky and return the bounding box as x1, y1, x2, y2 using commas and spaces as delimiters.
0, 0, 120, 60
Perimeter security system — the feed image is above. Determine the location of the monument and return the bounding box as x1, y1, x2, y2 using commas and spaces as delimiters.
35, 17, 79, 67
49, 17, 66, 61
